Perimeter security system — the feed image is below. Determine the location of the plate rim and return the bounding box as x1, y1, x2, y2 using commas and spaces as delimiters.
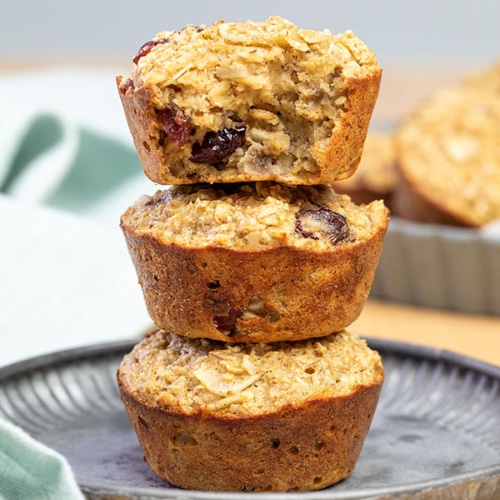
78, 465, 500, 500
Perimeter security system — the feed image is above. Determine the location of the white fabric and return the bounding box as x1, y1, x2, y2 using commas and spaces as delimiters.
0, 69, 156, 497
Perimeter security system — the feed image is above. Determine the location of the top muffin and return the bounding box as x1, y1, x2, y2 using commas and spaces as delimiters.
117, 16, 381, 185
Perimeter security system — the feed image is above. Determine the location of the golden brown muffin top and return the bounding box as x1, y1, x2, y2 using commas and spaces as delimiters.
122, 182, 389, 251
132, 16, 379, 114
118, 330, 384, 416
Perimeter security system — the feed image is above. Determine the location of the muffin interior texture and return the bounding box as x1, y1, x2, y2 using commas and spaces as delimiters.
119, 16, 380, 182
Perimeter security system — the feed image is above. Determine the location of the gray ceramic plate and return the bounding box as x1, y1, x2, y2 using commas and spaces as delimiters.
0, 339, 499, 500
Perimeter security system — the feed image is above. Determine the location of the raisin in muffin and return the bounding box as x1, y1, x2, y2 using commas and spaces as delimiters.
393, 61, 500, 227
120, 182, 389, 342
117, 329, 384, 492
332, 132, 397, 209
117, 16, 381, 186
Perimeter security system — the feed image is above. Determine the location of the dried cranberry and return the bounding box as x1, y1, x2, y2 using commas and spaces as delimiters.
157, 107, 192, 147
190, 125, 246, 164
119, 78, 135, 94
133, 38, 168, 64
213, 308, 242, 335
295, 207, 349, 244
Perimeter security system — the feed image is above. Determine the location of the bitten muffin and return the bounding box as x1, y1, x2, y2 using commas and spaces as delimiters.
120, 182, 390, 342
393, 61, 500, 227
117, 329, 384, 492
117, 16, 381, 185
331, 132, 397, 209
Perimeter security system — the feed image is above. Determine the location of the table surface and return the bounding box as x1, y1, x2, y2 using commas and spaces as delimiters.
352, 299, 500, 367
1, 60, 499, 367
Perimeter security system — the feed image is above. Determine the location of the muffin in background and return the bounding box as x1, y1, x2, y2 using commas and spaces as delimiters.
393, 61, 500, 228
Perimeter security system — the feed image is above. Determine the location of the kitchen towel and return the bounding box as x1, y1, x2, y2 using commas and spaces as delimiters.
0, 417, 84, 500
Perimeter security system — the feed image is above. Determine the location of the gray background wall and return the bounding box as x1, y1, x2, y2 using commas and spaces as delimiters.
1, 0, 499, 68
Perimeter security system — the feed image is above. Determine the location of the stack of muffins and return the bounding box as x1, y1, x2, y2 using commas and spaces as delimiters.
116, 16, 389, 492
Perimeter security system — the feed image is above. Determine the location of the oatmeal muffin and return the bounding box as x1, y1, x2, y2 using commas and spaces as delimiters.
117, 329, 384, 492
332, 132, 397, 209
393, 61, 500, 227
120, 182, 389, 342
117, 16, 381, 185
